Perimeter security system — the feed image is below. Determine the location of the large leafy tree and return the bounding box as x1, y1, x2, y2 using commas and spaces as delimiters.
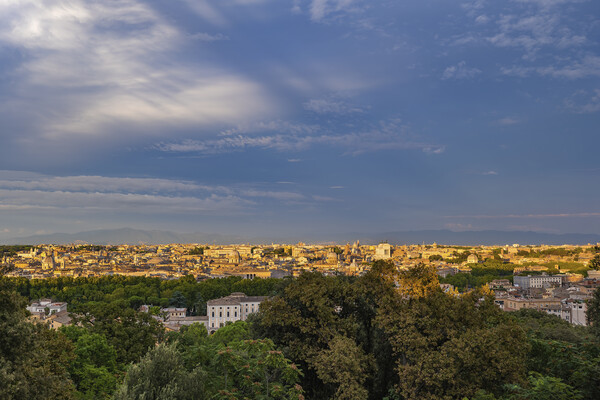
377, 288, 528, 400
116, 327, 303, 400
113, 344, 206, 400
75, 302, 164, 365
0, 287, 76, 400
60, 326, 119, 399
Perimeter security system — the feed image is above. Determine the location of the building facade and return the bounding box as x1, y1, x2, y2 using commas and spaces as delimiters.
207, 292, 266, 332
513, 274, 566, 289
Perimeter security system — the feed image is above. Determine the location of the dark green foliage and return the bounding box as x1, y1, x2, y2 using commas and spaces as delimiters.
0, 287, 76, 399
502, 373, 583, 400
189, 246, 205, 255
74, 302, 164, 365
378, 289, 528, 400
116, 323, 303, 400
0, 245, 33, 257
113, 344, 206, 400
2, 274, 280, 313
440, 261, 514, 291
511, 308, 600, 400
590, 255, 600, 270
253, 264, 529, 400
169, 290, 187, 308
60, 326, 119, 399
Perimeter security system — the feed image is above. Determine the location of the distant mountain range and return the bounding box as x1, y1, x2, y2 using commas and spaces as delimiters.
3, 227, 600, 246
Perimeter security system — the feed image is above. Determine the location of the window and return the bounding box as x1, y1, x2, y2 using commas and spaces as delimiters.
227, 312, 230, 317
219, 312, 222, 317
212, 312, 214, 317
234, 311, 237, 317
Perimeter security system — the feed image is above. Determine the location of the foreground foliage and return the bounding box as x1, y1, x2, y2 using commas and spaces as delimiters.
2, 267, 600, 399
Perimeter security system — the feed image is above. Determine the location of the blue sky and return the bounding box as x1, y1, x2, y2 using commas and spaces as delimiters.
0, 0, 598, 240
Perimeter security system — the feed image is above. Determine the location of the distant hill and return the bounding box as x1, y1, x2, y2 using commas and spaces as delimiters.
2, 228, 251, 246
3, 227, 600, 246
351, 230, 600, 246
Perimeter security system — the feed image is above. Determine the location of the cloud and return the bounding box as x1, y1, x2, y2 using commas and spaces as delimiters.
482, 170, 499, 175
564, 89, 600, 113
241, 189, 305, 201
303, 98, 364, 114
305, 0, 360, 22
0, 171, 310, 214
0, 188, 248, 213
537, 55, 600, 78
502, 55, 600, 79
0, 0, 275, 139
156, 119, 446, 156
495, 117, 521, 125
189, 32, 229, 41
445, 212, 600, 219
442, 61, 482, 79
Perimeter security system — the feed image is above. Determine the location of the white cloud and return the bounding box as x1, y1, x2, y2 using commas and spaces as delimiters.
442, 61, 482, 79
0, 188, 248, 213
303, 98, 364, 114
537, 55, 600, 78
502, 55, 600, 79
306, 0, 359, 22
0, 0, 275, 139
0, 171, 310, 214
445, 212, 600, 219
495, 117, 521, 125
157, 119, 446, 156
189, 32, 229, 41
564, 89, 600, 113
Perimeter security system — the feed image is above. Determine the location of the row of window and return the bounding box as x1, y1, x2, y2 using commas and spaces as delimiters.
211, 311, 238, 318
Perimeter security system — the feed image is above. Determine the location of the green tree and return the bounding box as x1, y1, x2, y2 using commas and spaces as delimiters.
589, 255, 600, 271
169, 290, 187, 308
377, 287, 528, 399
503, 373, 582, 400
311, 335, 373, 400
587, 286, 600, 336
76, 302, 164, 365
0, 287, 76, 399
114, 344, 206, 400
60, 327, 119, 399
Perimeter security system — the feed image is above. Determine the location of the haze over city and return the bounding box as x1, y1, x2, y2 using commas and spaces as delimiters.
0, 0, 598, 241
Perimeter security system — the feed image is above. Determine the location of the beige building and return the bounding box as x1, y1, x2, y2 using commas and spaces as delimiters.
207, 292, 266, 332
373, 243, 392, 260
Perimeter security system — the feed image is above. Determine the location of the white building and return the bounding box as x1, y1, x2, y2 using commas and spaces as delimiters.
513, 274, 566, 289
373, 243, 392, 260
27, 299, 67, 315
207, 292, 266, 332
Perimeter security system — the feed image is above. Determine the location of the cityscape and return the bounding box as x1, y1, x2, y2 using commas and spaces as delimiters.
1, 0, 599, 399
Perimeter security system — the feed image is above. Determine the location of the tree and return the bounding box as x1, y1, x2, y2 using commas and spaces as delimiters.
589, 255, 600, 271
0, 287, 76, 399
311, 335, 373, 400
587, 286, 600, 336
169, 290, 187, 308
76, 302, 164, 365
503, 373, 582, 400
377, 288, 528, 399
60, 326, 119, 399
114, 344, 206, 400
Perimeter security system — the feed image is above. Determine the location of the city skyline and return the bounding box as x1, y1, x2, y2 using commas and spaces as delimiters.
0, 0, 599, 241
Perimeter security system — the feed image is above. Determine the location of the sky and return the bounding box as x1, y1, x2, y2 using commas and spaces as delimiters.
0, 0, 599, 241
